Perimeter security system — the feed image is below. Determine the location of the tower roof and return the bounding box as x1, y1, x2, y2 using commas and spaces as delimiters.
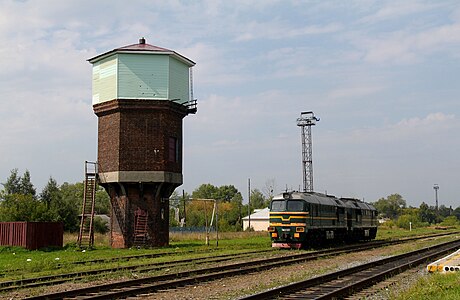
88, 38, 195, 66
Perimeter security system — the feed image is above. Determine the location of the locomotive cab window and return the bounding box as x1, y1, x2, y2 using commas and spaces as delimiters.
287, 200, 305, 212
271, 200, 286, 212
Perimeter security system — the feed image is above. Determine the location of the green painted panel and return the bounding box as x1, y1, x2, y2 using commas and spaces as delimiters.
118, 54, 169, 99
169, 57, 190, 104
92, 56, 117, 105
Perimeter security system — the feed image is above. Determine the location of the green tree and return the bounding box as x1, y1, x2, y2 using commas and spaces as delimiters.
454, 206, 460, 221
438, 205, 452, 218
0, 169, 42, 222
372, 194, 406, 219
20, 170, 36, 197
2, 169, 36, 196
191, 184, 242, 202
0, 194, 47, 221
59, 182, 84, 232
40, 177, 60, 209
192, 183, 219, 199
396, 213, 426, 230
440, 216, 460, 226
418, 202, 437, 224
188, 184, 244, 231
2, 169, 21, 195
216, 185, 240, 202
93, 216, 109, 234
250, 189, 267, 209
95, 186, 110, 215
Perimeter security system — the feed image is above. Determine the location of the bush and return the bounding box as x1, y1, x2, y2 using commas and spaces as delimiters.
396, 214, 428, 230
93, 216, 109, 234
440, 216, 460, 226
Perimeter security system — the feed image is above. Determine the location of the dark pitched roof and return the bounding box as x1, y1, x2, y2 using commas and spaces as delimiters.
88, 38, 195, 66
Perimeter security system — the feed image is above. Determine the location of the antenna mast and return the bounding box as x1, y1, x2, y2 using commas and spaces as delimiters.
297, 111, 320, 192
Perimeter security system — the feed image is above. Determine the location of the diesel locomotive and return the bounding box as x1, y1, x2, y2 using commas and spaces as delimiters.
268, 191, 378, 248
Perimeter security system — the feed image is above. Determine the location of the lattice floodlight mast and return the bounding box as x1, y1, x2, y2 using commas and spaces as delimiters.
297, 111, 320, 192
433, 184, 439, 211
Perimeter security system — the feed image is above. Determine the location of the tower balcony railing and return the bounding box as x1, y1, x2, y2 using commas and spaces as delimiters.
186, 99, 197, 114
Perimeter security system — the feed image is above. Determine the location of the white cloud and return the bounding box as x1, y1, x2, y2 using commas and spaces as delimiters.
327, 85, 384, 100
358, 1, 440, 24
233, 21, 342, 42
338, 112, 457, 145
346, 5, 460, 65
0, 0, 459, 208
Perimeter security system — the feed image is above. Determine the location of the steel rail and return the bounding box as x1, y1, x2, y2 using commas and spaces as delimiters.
6, 231, 457, 298
22, 237, 435, 300
0, 248, 273, 277
241, 238, 460, 300
0, 250, 273, 293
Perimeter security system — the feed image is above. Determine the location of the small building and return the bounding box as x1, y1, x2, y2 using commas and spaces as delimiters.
242, 208, 270, 231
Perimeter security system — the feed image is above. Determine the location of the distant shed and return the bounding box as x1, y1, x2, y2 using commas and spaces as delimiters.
242, 208, 270, 231
0, 222, 63, 250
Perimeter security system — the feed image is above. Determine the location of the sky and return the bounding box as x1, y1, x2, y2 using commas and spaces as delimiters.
0, 0, 459, 208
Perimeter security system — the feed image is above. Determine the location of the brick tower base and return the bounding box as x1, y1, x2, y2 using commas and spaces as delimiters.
104, 182, 176, 248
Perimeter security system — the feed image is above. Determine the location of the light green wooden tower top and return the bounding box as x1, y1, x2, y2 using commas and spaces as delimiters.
88, 38, 196, 107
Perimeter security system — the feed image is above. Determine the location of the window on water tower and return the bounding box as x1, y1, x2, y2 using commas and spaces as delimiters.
168, 137, 179, 162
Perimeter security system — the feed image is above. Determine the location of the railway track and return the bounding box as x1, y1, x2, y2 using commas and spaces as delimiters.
0, 247, 265, 278
241, 238, 460, 300
0, 249, 273, 293
20, 233, 458, 300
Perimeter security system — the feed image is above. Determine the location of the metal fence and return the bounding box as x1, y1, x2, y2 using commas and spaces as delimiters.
169, 226, 215, 233
0, 222, 63, 250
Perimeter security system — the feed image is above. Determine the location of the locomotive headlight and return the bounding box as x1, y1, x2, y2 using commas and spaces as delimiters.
296, 227, 305, 232
271, 232, 278, 238
294, 233, 300, 238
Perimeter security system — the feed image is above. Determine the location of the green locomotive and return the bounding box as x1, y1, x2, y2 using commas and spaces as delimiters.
269, 191, 378, 248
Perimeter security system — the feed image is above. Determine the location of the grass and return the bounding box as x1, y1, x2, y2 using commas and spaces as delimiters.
394, 272, 460, 300
376, 225, 459, 240
0, 231, 271, 278
2, 227, 457, 275
1, 226, 458, 297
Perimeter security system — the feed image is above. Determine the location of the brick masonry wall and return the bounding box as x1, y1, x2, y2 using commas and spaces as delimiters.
93, 99, 188, 174
96, 111, 120, 172
107, 182, 173, 248
94, 99, 188, 248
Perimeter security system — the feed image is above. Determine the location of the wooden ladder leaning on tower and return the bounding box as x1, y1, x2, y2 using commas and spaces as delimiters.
77, 161, 98, 249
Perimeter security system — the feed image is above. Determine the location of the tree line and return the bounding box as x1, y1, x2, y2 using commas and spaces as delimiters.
2, 169, 457, 233
0, 170, 274, 232
168, 183, 272, 231
372, 193, 460, 229
0, 169, 110, 232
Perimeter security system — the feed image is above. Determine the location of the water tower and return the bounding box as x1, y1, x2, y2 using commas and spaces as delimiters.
88, 38, 196, 248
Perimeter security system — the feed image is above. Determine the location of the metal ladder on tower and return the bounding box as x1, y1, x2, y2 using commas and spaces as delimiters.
77, 161, 98, 248
133, 208, 148, 246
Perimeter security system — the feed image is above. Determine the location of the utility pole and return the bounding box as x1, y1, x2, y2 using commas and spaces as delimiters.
296, 111, 320, 192
182, 189, 186, 227
248, 178, 251, 230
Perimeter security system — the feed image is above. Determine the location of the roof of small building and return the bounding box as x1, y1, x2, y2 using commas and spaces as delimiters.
242, 207, 270, 220
88, 38, 195, 67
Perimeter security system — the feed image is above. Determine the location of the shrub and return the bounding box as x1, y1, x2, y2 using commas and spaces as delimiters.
440, 216, 460, 226
396, 214, 428, 230
93, 216, 109, 234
